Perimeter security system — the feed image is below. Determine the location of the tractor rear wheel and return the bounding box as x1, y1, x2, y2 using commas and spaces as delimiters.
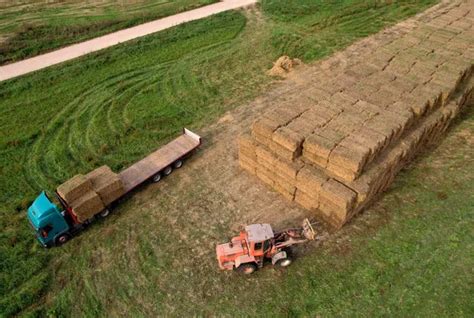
237, 263, 257, 275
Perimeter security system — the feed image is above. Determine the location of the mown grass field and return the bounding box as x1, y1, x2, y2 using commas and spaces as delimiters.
0, 0, 217, 64
3, 0, 472, 316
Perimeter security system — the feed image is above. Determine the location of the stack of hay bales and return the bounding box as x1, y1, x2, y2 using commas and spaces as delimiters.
239, 2, 474, 229
57, 175, 105, 223
85, 166, 125, 206
56, 165, 125, 223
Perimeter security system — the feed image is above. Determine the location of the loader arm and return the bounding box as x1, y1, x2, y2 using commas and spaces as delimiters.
273, 218, 317, 249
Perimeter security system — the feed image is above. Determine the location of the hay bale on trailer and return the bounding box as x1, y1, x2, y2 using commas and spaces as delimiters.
70, 191, 105, 223
57, 175, 93, 204
85, 165, 125, 206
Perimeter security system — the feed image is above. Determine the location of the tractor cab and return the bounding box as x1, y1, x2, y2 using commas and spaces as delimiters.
216, 223, 277, 274
244, 223, 274, 257
27, 191, 69, 247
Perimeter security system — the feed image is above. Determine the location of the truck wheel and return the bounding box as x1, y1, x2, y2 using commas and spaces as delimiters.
152, 173, 162, 183
174, 160, 183, 169
55, 234, 70, 246
276, 257, 292, 267
237, 263, 257, 275
163, 166, 173, 176
99, 209, 110, 218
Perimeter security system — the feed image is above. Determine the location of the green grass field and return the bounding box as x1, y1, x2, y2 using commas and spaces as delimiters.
2, 0, 472, 316
0, 0, 217, 64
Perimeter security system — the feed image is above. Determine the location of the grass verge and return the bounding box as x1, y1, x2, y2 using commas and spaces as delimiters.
0, 0, 217, 64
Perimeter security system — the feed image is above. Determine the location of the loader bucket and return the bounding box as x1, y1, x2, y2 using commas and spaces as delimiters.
302, 218, 316, 240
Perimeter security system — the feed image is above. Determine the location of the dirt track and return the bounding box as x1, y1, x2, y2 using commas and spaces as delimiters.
0, 0, 257, 82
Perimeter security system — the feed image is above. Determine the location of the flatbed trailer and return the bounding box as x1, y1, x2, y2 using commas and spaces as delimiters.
27, 128, 201, 247
120, 128, 201, 192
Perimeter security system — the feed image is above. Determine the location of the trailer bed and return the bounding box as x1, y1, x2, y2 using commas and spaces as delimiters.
119, 129, 201, 193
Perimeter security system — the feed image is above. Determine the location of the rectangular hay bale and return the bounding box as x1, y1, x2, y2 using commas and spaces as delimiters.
256, 168, 275, 187
295, 190, 319, 210
94, 178, 125, 206
252, 118, 280, 139
273, 156, 304, 179
326, 162, 358, 182
328, 143, 369, 176
318, 201, 349, 229
254, 133, 272, 148
239, 156, 258, 175
86, 166, 125, 206
57, 174, 93, 204
296, 165, 328, 197
303, 133, 338, 163
273, 182, 296, 201
256, 146, 276, 166
238, 134, 257, 156
71, 190, 105, 223
268, 141, 299, 161
272, 126, 304, 152
320, 179, 357, 211
239, 147, 257, 161
302, 150, 328, 168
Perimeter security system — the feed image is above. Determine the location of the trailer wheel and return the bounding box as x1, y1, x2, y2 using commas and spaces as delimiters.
152, 173, 162, 183
99, 209, 110, 218
174, 160, 183, 169
55, 234, 70, 246
163, 166, 173, 176
237, 263, 257, 275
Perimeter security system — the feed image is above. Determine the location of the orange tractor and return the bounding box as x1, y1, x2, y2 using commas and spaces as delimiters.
216, 219, 316, 274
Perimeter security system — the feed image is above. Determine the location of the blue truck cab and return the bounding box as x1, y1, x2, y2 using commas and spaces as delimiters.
27, 191, 70, 247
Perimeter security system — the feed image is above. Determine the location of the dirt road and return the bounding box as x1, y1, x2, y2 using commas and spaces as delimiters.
0, 0, 257, 82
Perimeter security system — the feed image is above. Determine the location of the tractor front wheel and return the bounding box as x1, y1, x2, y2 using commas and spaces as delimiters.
237, 263, 257, 275
276, 257, 292, 267
275, 248, 293, 268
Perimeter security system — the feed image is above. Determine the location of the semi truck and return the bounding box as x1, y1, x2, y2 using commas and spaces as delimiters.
27, 129, 201, 247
